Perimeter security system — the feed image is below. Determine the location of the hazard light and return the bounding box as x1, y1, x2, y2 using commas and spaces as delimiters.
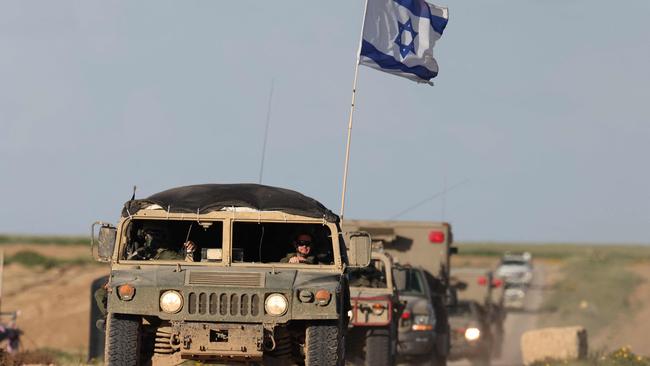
492, 278, 503, 288
428, 230, 445, 243
477, 276, 488, 286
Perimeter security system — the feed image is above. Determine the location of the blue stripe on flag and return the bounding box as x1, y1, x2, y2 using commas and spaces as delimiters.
361, 40, 437, 81
392, 0, 448, 35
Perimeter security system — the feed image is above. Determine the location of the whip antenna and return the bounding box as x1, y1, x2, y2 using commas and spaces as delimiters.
258, 79, 275, 184
389, 179, 470, 220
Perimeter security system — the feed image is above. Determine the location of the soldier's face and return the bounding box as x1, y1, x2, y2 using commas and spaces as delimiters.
296, 234, 312, 255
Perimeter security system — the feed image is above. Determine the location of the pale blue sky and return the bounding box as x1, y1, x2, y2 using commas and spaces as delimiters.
1, 1, 649, 243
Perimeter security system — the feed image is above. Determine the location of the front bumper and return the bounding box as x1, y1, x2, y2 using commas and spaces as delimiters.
397, 329, 435, 357
173, 322, 265, 361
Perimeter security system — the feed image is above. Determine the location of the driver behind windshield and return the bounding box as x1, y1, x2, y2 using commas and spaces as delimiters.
280, 233, 316, 264
126, 222, 197, 261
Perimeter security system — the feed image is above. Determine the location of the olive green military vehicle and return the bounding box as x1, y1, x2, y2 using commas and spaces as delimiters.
448, 269, 505, 366
90, 184, 372, 366
342, 220, 455, 366
346, 251, 400, 366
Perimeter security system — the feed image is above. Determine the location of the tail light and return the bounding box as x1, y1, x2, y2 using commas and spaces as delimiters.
428, 230, 445, 243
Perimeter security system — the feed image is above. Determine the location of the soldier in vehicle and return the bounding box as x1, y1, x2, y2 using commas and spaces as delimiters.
280, 232, 316, 264
125, 222, 197, 261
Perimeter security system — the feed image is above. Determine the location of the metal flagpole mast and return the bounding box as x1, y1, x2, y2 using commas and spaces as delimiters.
340, 0, 370, 221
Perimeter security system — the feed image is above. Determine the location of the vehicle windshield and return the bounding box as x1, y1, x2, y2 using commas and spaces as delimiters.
349, 258, 387, 288
122, 220, 335, 265
231, 222, 335, 265
500, 260, 528, 266
122, 219, 223, 262
394, 267, 426, 296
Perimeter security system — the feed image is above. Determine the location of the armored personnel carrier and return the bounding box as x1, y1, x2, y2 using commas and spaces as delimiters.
91, 184, 371, 366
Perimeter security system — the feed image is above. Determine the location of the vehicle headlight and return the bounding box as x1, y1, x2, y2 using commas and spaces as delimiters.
465, 327, 481, 341
160, 290, 183, 314
265, 293, 288, 316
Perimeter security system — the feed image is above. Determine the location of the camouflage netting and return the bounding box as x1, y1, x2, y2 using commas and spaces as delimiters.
122, 184, 339, 222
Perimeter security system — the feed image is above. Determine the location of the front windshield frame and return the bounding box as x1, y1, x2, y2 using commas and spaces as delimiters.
116, 210, 342, 269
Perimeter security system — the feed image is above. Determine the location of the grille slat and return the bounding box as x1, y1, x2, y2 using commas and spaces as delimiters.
188, 272, 264, 287
187, 291, 262, 317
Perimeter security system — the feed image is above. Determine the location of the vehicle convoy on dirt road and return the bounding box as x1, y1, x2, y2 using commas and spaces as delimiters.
342, 220, 455, 366
346, 251, 400, 366
448, 269, 506, 366
90, 184, 371, 366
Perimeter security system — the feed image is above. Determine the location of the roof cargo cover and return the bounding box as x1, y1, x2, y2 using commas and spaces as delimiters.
122, 184, 339, 222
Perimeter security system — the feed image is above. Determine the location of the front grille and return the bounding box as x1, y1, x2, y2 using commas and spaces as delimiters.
187, 271, 265, 287
187, 291, 261, 316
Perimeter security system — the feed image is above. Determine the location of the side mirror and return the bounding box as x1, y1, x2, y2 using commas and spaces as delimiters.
346, 231, 372, 268
91, 221, 117, 262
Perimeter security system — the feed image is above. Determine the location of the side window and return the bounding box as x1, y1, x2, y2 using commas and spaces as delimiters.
231, 222, 334, 264
123, 219, 223, 262
349, 259, 387, 288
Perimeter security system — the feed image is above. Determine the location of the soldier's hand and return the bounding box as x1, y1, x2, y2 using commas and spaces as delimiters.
184, 241, 196, 253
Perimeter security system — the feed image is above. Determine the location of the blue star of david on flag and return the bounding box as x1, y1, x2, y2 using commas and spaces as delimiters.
395, 19, 418, 58
359, 0, 449, 84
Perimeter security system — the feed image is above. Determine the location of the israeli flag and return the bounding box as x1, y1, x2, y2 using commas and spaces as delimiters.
360, 0, 449, 84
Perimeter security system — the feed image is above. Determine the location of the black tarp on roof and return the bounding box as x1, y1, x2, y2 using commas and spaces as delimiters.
122, 184, 339, 222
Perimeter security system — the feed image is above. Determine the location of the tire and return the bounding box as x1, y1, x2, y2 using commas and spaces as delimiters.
305, 322, 343, 366
104, 313, 141, 366
364, 327, 393, 366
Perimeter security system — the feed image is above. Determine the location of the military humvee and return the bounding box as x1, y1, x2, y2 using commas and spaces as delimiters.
346, 251, 400, 366
342, 220, 455, 366
447, 269, 505, 366
91, 184, 371, 366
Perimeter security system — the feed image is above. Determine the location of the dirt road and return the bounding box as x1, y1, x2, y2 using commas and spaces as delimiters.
450, 265, 547, 366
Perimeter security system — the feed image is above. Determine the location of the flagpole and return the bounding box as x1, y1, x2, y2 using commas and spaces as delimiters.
340, 0, 370, 221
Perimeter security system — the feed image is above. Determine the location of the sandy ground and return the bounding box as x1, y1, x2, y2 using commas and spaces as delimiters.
592, 263, 650, 354
0, 244, 90, 259
1, 260, 109, 354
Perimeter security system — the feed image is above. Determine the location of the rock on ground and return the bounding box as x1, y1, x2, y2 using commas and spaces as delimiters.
521, 326, 588, 365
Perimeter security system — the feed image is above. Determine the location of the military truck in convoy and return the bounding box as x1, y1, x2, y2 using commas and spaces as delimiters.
448, 269, 506, 366
346, 251, 400, 366
90, 184, 372, 366
342, 220, 455, 366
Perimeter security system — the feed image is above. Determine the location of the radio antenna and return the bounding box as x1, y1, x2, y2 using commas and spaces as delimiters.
389, 178, 469, 220
258, 79, 275, 184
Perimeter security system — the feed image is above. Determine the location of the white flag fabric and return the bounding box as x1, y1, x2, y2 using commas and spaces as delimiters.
360, 0, 449, 84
